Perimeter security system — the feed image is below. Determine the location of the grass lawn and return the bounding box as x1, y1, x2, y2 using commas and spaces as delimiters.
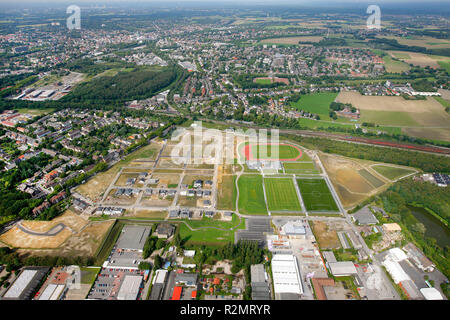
283, 162, 320, 174
16, 108, 55, 116
438, 61, 450, 74
290, 92, 338, 119
238, 175, 268, 215
296, 178, 339, 212
264, 178, 302, 212
383, 55, 411, 73
80, 267, 101, 285
371, 165, 416, 180
217, 175, 236, 210
250, 144, 301, 160
254, 78, 272, 85
178, 215, 244, 246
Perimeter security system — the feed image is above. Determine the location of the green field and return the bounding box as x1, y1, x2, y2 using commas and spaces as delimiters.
383, 55, 411, 73
372, 165, 416, 180
296, 178, 339, 212
358, 169, 385, 188
80, 267, 101, 285
249, 144, 301, 160
16, 108, 55, 116
217, 175, 236, 210
264, 178, 302, 212
435, 96, 450, 109
178, 215, 245, 245
254, 78, 272, 85
438, 61, 450, 74
283, 162, 320, 174
238, 175, 268, 215
290, 92, 339, 119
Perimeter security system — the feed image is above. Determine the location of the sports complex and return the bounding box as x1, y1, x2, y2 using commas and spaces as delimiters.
236, 140, 342, 216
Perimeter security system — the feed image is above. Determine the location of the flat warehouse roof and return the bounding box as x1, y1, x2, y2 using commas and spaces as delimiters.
328, 261, 358, 276
3, 270, 37, 299
271, 254, 303, 295
116, 225, 151, 251
117, 275, 143, 300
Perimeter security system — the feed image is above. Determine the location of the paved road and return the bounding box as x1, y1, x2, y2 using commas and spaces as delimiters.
17, 222, 67, 236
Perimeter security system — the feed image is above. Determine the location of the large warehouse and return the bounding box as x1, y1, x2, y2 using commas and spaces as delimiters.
117, 275, 143, 300
2, 267, 50, 300
116, 225, 151, 252
271, 254, 303, 298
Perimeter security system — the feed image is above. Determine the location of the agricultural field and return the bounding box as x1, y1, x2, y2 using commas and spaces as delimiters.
237, 174, 268, 215
371, 165, 417, 181
290, 92, 338, 119
379, 36, 450, 49
383, 55, 410, 73
296, 178, 339, 212
264, 178, 302, 212
260, 36, 323, 45
387, 51, 450, 69
336, 91, 450, 141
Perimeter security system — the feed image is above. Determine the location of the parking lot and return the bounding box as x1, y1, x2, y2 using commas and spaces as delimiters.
235, 218, 273, 246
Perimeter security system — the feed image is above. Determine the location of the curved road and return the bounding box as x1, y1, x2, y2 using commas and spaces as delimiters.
17, 222, 67, 237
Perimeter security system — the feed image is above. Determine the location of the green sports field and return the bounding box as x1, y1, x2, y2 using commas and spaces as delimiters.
264, 178, 302, 212
296, 178, 339, 212
250, 144, 301, 160
238, 174, 268, 215
283, 162, 320, 174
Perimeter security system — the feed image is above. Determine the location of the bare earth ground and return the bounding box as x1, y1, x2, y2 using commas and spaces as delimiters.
0, 210, 89, 249
438, 89, 450, 100
320, 152, 391, 208
16, 219, 114, 257
311, 221, 341, 249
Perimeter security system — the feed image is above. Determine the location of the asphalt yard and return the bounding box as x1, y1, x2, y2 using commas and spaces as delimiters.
235, 218, 273, 246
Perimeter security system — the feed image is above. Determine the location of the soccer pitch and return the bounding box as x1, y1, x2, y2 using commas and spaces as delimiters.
264, 178, 302, 212
296, 178, 339, 212
238, 175, 268, 215
283, 162, 320, 174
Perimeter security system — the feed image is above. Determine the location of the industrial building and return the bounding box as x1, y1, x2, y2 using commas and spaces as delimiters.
117, 275, 143, 300
116, 225, 151, 252
150, 270, 168, 300
250, 264, 271, 300
328, 262, 358, 277
271, 254, 303, 299
2, 267, 50, 300
351, 206, 378, 225
420, 288, 444, 300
